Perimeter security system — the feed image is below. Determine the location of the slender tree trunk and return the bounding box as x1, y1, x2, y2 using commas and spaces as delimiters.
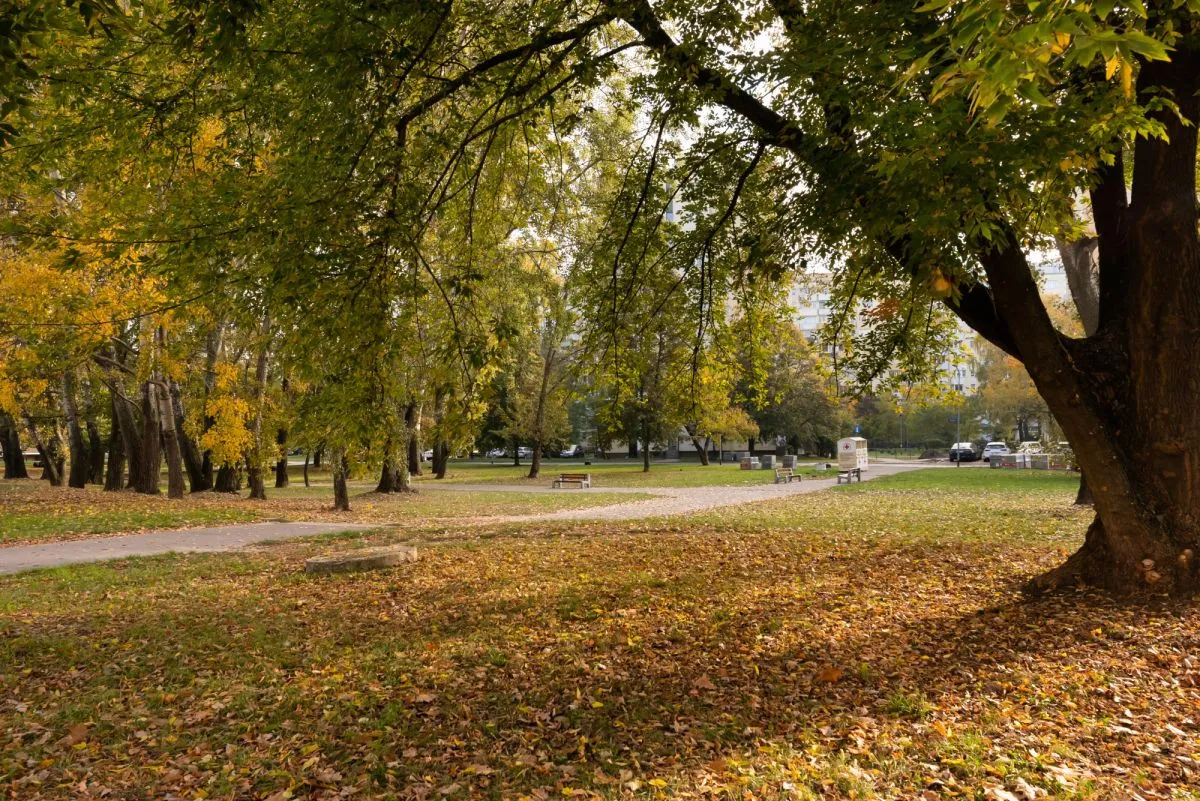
528, 350, 556, 480
137, 381, 162, 494
512, 436, 521, 467
332, 449, 350, 511
199, 325, 222, 490
313, 446, 323, 468
85, 416, 105, 484
686, 426, 710, 466
168, 380, 207, 492
1, 415, 30, 479
107, 385, 143, 490
432, 388, 450, 479
275, 428, 289, 488
104, 396, 125, 490
60, 371, 89, 489
80, 378, 106, 484
405, 402, 423, 477
156, 381, 186, 499
246, 328, 270, 501
303, 450, 310, 487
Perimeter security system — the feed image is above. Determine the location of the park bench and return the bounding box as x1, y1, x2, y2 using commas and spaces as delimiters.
836, 467, 862, 484
774, 467, 800, 484
552, 472, 592, 489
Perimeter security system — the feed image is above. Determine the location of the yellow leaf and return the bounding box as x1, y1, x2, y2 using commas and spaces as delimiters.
1121, 61, 1133, 98
1105, 56, 1120, 80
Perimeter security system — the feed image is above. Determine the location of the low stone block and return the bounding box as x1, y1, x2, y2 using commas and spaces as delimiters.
305, 544, 418, 575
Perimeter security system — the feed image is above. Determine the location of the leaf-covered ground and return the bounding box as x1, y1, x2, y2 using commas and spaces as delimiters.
2, 470, 1198, 800
0, 482, 652, 545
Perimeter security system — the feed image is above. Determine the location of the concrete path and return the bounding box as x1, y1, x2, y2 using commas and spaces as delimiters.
0, 460, 939, 575
501, 459, 939, 522
0, 522, 376, 575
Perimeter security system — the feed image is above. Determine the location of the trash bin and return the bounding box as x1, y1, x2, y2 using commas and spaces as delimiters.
761, 454, 776, 469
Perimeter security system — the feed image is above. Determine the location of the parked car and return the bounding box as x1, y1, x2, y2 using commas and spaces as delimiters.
949, 442, 979, 462
559, 444, 583, 458
422, 449, 434, 461
485, 448, 507, 458
1017, 440, 1043, 454
981, 442, 1010, 462
516, 446, 533, 458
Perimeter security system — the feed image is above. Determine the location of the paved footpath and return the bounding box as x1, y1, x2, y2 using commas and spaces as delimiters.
0, 460, 939, 575
0, 522, 377, 575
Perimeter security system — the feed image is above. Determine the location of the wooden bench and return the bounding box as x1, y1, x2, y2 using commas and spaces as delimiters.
774, 467, 800, 484
552, 472, 591, 489
836, 467, 863, 484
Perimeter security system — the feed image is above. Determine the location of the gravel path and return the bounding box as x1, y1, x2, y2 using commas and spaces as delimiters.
0, 460, 939, 575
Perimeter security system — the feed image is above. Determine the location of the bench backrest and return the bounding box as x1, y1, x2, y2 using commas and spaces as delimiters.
775, 468, 793, 475
559, 473, 591, 480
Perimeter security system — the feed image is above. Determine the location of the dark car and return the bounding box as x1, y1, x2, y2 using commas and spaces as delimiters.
949, 442, 978, 462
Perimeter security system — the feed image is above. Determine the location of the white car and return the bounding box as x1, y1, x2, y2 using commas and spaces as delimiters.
981, 442, 1010, 462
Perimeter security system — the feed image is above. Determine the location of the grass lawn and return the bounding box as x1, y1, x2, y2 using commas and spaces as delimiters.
2, 469, 1197, 800
0, 481, 652, 545
415, 459, 838, 488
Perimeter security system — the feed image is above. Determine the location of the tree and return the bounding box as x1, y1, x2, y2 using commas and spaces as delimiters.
16, 0, 1200, 594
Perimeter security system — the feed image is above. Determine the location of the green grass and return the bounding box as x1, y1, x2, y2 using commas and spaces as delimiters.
415, 459, 837, 487
5, 468, 1184, 800
0, 506, 260, 545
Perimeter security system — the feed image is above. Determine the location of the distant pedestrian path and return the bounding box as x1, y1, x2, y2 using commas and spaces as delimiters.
0, 460, 935, 574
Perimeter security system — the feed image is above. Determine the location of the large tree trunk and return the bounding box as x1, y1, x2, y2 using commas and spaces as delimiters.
60, 371, 89, 489
104, 396, 125, 491
168, 380, 207, 492
375, 434, 411, 493
974, 46, 1200, 596
1, 415, 30, 479
332, 449, 350, 511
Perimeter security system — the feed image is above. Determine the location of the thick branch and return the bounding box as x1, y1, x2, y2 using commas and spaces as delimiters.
1089, 150, 1128, 329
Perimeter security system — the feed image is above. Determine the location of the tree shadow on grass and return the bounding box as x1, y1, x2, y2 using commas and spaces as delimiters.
2, 533, 1196, 799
